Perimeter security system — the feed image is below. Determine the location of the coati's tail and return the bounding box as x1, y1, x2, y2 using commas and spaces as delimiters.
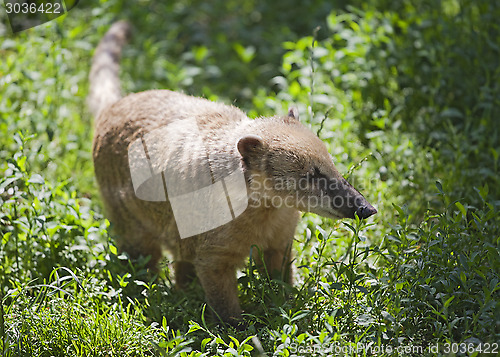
88, 21, 131, 117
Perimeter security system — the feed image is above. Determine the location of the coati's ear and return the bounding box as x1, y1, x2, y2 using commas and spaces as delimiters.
288, 106, 299, 121
237, 135, 264, 159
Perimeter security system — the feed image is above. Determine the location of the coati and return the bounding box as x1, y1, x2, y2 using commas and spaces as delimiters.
89, 21, 377, 325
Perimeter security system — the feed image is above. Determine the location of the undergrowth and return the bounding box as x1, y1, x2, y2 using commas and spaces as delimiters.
1, 0, 499, 355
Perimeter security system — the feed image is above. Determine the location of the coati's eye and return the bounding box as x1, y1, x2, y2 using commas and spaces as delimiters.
304, 166, 321, 180
307, 167, 328, 193
308, 166, 321, 176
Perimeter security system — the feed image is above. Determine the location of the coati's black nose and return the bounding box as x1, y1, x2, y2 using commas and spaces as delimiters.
356, 205, 377, 219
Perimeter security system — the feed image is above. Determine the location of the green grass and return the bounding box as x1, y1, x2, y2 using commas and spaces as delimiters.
1, 0, 499, 356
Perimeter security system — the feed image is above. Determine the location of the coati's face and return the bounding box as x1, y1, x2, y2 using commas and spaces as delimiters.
237, 113, 376, 220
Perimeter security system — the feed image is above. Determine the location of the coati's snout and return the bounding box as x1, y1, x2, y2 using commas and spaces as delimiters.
356, 202, 378, 219
319, 175, 377, 219
296, 169, 377, 220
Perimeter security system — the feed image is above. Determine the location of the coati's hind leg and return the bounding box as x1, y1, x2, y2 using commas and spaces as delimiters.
174, 261, 197, 289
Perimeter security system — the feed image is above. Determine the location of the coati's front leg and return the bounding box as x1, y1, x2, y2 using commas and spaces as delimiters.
254, 210, 299, 283
254, 243, 294, 284
194, 259, 242, 325
175, 261, 197, 289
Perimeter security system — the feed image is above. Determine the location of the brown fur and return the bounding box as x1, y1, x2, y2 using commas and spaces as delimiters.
90, 22, 376, 325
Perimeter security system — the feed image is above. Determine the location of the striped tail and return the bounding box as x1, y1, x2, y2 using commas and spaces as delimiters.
88, 20, 131, 118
